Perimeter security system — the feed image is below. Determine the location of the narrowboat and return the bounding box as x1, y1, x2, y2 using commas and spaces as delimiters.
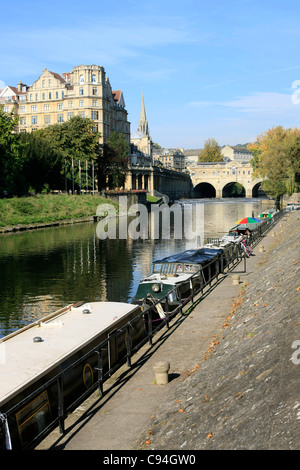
0, 301, 146, 450
132, 244, 237, 327
258, 208, 279, 219
286, 201, 300, 211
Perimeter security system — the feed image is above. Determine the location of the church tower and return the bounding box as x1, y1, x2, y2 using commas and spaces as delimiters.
137, 93, 150, 136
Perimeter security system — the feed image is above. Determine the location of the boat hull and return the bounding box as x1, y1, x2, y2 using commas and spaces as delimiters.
0, 301, 146, 450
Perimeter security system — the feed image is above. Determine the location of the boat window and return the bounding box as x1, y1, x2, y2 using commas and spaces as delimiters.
176, 264, 183, 272
161, 263, 177, 275
184, 264, 199, 273
83, 363, 94, 389
16, 391, 51, 446
153, 263, 162, 273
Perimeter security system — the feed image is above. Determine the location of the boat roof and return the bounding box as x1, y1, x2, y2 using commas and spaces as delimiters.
0, 302, 140, 406
154, 247, 223, 265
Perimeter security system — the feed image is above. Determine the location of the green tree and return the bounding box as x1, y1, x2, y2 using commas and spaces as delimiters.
248, 126, 300, 198
18, 130, 64, 192
0, 105, 25, 195
98, 131, 129, 190
198, 138, 223, 162
42, 116, 100, 190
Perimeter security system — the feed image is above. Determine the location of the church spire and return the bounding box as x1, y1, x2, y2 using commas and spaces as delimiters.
137, 93, 149, 136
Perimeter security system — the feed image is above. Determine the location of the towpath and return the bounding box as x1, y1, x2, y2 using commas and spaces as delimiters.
37, 211, 300, 451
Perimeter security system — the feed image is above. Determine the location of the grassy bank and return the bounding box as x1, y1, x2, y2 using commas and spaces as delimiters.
0, 194, 118, 228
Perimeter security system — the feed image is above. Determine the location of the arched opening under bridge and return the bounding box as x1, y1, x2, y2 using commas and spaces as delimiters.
222, 182, 246, 198
193, 182, 216, 198
252, 182, 268, 198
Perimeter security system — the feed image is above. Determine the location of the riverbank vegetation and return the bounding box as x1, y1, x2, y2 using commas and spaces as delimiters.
0, 105, 128, 197
248, 126, 300, 198
0, 193, 118, 228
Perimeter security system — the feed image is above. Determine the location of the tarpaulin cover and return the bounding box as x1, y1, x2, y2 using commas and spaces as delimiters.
154, 247, 223, 265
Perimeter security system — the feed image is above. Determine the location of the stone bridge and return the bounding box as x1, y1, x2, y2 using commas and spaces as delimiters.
124, 164, 192, 200
124, 160, 264, 199
189, 160, 264, 198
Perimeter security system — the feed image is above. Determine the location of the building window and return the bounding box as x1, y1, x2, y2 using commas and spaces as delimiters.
44, 115, 51, 124
57, 114, 64, 122
68, 101, 73, 108
79, 88, 84, 95
44, 104, 50, 111
42, 93, 45, 100
29, 94, 33, 101
79, 100, 84, 107
91, 74, 96, 83
35, 93, 38, 100
56, 92, 59, 99
62, 91, 64, 98
57, 102, 63, 110
93, 124, 98, 133
80, 75, 85, 84
49, 92, 52, 99
92, 87, 97, 95
48, 79, 51, 87
42, 80, 45, 88
32, 116, 38, 124
92, 100, 97, 107
20, 105, 26, 112
20, 117, 26, 125
91, 111, 98, 120
78, 111, 85, 118
68, 112, 74, 120
31, 105, 37, 111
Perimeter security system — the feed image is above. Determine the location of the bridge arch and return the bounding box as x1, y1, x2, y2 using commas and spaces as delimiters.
222, 182, 246, 197
193, 182, 216, 198
252, 181, 267, 197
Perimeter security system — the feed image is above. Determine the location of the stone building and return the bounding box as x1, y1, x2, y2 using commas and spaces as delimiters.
221, 145, 253, 162
0, 65, 130, 145
152, 149, 185, 171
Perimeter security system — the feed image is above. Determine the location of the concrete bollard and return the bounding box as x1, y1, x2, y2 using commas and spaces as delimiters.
154, 361, 170, 385
259, 245, 265, 252
232, 274, 240, 285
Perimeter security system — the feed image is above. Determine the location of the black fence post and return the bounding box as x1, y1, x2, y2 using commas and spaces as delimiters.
57, 377, 64, 434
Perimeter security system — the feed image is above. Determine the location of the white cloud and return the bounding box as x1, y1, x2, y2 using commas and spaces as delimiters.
222, 91, 295, 113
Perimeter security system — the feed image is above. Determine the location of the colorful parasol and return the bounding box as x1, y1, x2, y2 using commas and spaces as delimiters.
236, 217, 261, 224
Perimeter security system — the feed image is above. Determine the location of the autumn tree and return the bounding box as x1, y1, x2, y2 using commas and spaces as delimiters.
198, 138, 223, 162
248, 126, 300, 198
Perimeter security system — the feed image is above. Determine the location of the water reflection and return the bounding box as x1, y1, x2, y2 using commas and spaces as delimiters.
0, 198, 273, 337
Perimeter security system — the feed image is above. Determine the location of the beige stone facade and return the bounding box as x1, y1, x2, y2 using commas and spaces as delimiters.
152, 149, 185, 171
0, 65, 130, 145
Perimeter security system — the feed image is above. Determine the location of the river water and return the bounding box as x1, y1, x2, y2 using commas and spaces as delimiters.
0, 198, 273, 338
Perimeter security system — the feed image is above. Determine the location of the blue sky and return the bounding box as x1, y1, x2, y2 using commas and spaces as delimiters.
1, 0, 300, 148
